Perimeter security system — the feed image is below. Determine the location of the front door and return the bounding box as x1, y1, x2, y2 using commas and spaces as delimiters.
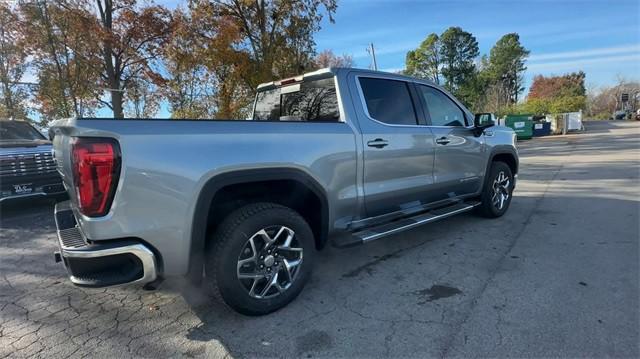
416, 84, 485, 198
351, 75, 436, 217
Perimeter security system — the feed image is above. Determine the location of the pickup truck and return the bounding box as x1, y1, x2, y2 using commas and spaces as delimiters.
50, 68, 518, 315
1, 120, 65, 203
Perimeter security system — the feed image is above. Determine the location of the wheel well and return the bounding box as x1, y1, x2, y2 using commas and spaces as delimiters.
492, 153, 518, 175
206, 179, 327, 251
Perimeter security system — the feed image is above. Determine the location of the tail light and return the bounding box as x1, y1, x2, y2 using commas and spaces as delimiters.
71, 137, 121, 217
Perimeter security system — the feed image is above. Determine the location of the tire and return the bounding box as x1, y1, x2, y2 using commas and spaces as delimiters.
205, 202, 315, 315
477, 161, 514, 218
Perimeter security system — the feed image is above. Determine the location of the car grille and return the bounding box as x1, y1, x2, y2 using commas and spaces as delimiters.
0, 150, 61, 189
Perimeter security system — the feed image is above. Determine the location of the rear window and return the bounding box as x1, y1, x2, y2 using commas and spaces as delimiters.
0, 121, 45, 141
253, 77, 340, 122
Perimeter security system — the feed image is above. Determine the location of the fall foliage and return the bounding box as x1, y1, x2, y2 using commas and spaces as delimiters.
0, 2, 30, 119
2, 0, 341, 121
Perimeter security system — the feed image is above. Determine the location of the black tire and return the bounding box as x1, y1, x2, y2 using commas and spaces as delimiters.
205, 202, 315, 316
477, 161, 514, 218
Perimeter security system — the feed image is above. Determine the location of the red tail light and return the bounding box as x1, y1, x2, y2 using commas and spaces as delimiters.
71, 137, 121, 217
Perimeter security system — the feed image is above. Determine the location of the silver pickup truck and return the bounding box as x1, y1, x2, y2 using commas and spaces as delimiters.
50, 68, 518, 315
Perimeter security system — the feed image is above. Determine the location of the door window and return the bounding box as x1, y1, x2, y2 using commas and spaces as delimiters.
359, 77, 417, 126
419, 86, 466, 127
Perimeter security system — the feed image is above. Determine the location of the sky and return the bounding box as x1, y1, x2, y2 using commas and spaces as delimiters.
313, 0, 640, 91
89, 0, 640, 118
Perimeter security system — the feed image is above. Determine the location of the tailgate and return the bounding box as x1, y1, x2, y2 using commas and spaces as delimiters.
50, 121, 76, 198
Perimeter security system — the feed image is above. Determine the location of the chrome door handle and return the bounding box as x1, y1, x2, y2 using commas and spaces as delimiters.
435, 137, 450, 145
367, 138, 389, 148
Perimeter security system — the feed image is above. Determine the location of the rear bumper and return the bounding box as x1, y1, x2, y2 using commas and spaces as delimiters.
0, 182, 66, 203
54, 201, 158, 287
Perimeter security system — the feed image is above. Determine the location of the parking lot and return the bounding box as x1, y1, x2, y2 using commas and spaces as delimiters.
1, 120, 638, 358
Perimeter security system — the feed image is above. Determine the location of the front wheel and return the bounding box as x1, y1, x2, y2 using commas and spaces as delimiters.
477, 161, 514, 218
205, 202, 315, 315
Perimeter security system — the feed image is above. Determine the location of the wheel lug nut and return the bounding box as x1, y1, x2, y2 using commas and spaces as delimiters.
260, 265, 264, 268
267, 268, 271, 272
260, 255, 264, 259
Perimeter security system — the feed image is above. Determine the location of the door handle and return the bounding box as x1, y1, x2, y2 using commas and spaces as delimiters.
435, 136, 450, 145
367, 138, 389, 148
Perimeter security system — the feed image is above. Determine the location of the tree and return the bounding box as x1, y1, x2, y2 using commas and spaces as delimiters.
209, 0, 337, 90
485, 33, 529, 105
525, 71, 587, 114
0, 2, 29, 119
162, 3, 251, 119
528, 71, 586, 99
21, 0, 101, 122
439, 27, 479, 95
313, 49, 353, 68
94, 0, 172, 118
586, 78, 640, 119
123, 77, 160, 117
404, 33, 440, 83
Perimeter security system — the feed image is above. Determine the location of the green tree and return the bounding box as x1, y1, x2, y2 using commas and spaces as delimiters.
439, 27, 479, 95
485, 33, 529, 105
404, 33, 440, 84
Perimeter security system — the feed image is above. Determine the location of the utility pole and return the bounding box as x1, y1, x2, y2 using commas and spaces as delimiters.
366, 43, 378, 71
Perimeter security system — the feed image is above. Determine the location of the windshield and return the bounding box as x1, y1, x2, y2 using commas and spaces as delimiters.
0, 121, 46, 141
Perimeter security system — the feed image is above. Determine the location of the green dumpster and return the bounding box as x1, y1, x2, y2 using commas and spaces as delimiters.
505, 115, 533, 140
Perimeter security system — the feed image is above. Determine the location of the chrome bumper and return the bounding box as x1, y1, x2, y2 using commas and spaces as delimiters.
54, 201, 158, 287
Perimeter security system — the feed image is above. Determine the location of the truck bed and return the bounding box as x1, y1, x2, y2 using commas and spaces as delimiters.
50, 118, 358, 275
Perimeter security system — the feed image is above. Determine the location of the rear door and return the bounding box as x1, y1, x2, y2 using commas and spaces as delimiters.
350, 74, 436, 217
415, 84, 485, 198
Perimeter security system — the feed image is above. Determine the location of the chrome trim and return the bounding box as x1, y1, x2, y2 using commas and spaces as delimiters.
359, 203, 480, 242
0, 146, 53, 156
353, 74, 475, 129
61, 244, 157, 287
55, 204, 158, 287
0, 190, 65, 203
354, 74, 427, 128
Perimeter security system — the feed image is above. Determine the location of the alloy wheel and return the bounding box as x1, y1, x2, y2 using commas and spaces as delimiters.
236, 225, 303, 299
491, 171, 511, 211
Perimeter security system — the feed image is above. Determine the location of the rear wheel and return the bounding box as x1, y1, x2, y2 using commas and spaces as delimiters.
205, 202, 314, 315
478, 161, 514, 218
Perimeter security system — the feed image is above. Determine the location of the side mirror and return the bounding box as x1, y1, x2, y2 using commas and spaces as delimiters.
474, 113, 495, 127
473, 113, 495, 137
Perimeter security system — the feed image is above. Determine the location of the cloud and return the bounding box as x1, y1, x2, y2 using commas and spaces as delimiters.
527, 53, 640, 72
529, 44, 640, 62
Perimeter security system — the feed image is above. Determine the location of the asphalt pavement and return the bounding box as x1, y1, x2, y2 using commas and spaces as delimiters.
1, 120, 638, 358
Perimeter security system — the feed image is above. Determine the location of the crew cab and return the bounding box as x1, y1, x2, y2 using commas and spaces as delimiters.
50, 68, 518, 315
0, 120, 65, 203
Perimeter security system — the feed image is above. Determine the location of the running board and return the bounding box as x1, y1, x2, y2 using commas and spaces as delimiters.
333, 201, 481, 247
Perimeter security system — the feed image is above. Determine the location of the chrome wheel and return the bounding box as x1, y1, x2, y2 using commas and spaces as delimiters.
236, 225, 303, 299
491, 171, 511, 210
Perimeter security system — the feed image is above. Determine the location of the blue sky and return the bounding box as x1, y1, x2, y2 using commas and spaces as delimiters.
98, 0, 638, 118
314, 0, 640, 91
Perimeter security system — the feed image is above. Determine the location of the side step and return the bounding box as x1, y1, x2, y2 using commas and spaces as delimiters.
334, 201, 481, 247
